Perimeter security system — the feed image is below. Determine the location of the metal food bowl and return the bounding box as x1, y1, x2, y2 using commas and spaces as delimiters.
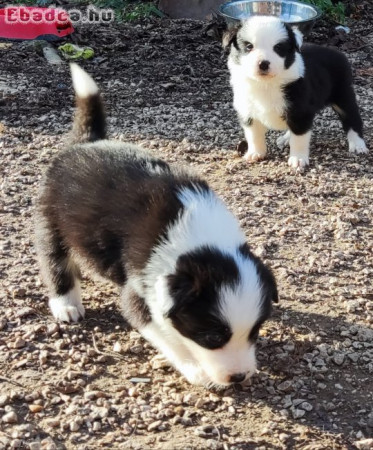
218, 0, 322, 36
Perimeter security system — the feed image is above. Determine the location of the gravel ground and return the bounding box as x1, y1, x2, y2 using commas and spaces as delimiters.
0, 5, 373, 449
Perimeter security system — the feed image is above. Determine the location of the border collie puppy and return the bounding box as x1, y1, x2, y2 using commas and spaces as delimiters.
34, 64, 278, 388
223, 15, 368, 169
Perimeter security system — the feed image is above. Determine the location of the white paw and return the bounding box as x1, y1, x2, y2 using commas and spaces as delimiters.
288, 155, 309, 169
350, 144, 368, 154
244, 150, 266, 162
180, 363, 209, 386
49, 287, 84, 323
348, 132, 368, 154
277, 131, 290, 149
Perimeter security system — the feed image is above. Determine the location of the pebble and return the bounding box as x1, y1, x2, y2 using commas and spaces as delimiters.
332, 353, 345, 366
13, 338, 26, 349
70, 421, 80, 432
29, 404, 43, 413
291, 408, 306, 419
277, 380, 293, 393
29, 442, 41, 450
3, 411, 18, 423
0, 394, 9, 407
147, 420, 162, 431
92, 421, 101, 431
354, 438, 373, 450
300, 402, 313, 412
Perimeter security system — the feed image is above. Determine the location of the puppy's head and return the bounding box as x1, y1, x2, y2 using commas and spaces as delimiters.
223, 15, 303, 82
166, 244, 278, 387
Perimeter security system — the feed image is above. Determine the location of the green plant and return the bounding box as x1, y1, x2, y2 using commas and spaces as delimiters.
302, 0, 346, 24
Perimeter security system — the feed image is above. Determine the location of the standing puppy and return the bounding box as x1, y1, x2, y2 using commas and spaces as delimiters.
224, 15, 368, 168
34, 64, 278, 388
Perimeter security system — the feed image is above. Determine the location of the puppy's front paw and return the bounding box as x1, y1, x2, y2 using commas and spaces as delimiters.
180, 363, 209, 386
348, 138, 368, 154
288, 155, 309, 169
347, 130, 368, 154
49, 293, 85, 323
276, 131, 290, 149
244, 150, 267, 163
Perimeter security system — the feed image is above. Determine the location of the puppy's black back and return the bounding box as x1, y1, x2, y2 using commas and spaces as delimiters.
37, 142, 208, 284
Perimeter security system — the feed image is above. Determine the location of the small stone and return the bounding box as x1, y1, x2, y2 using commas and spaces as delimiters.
45, 418, 60, 428
41, 437, 57, 449
325, 402, 335, 412
147, 420, 162, 432
300, 402, 313, 412
122, 423, 132, 435
13, 338, 26, 349
130, 344, 143, 354
347, 352, 360, 363
113, 342, 122, 352
354, 438, 373, 450
0, 318, 7, 330
69, 421, 80, 432
12, 288, 26, 298
29, 404, 43, 413
39, 350, 49, 364
92, 421, 101, 431
277, 380, 293, 393
183, 393, 198, 405
332, 353, 345, 366
291, 408, 305, 419
3, 411, 18, 423
279, 433, 289, 442
0, 394, 9, 407
47, 323, 59, 336
16, 307, 34, 318
29, 442, 41, 450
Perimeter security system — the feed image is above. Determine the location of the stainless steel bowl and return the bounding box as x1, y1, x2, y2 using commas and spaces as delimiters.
218, 0, 322, 35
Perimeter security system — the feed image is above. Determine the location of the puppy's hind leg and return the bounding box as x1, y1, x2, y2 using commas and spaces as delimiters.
241, 118, 267, 162
332, 87, 368, 154
35, 217, 84, 323
276, 130, 290, 149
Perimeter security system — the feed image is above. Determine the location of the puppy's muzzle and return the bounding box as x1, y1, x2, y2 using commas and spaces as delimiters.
258, 60, 270, 74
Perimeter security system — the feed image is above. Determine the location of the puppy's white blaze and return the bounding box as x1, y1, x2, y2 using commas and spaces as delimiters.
347, 130, 368, 154
70, 63, 99, 98
219, 257, 263, 334
144, 187, 246, 292
49, 283, 85, 322
293, 27, 304, 49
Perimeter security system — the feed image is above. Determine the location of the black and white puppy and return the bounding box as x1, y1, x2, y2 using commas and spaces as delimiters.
224, 15, 368, 168
34, 64, 278, 388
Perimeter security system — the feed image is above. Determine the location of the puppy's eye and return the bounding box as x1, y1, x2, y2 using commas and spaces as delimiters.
245, 42, 254, 52
199, 328, 231, 349
274, 42, 287, 55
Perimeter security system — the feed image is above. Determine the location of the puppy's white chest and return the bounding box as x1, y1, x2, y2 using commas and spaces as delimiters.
231, 74, 287, 130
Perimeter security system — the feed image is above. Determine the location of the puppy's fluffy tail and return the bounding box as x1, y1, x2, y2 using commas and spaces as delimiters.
70, 63, 106, 144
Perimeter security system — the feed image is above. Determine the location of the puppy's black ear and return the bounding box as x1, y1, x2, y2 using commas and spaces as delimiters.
166, 253, 207, 316
239, 243, 279, 303
259, 264, 279, 304
222, 24, 241, 50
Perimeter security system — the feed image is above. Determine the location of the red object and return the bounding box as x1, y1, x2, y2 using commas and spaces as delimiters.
0, 7, 74, 40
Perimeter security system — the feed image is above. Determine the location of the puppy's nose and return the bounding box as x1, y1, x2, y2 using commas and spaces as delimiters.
229, 373, 246, 383
259, 60, 270, 72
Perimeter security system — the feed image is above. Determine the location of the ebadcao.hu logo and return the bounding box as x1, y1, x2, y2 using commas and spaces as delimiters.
5, 5, 115, 25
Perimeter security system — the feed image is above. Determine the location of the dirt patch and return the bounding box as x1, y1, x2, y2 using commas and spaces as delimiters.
0, 5, 372, 450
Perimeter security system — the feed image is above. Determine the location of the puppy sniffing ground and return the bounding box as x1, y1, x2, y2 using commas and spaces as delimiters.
34, 64, 278, 388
